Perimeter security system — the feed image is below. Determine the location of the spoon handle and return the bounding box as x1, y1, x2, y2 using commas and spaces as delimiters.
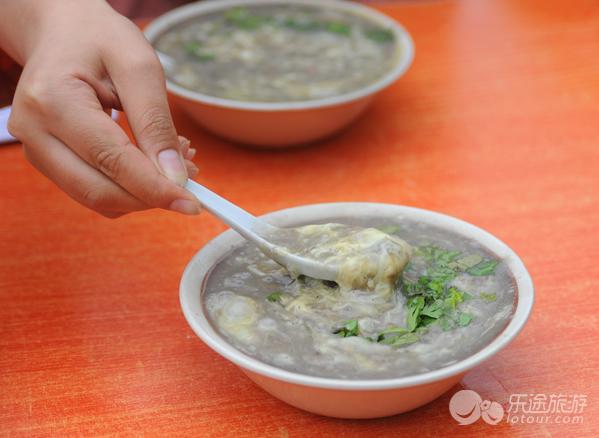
185, 179, 276, 238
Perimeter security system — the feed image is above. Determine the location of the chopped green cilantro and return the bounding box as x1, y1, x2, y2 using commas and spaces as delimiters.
364, 28, 395, 43
467, 259, 499, 276
421, 299, 444, 319
416, 246, 463, 283
195, 52, 215, 62
282, 18, 321, 32
419, 315, 438, 327
223, 7, 355, 38
378, 326, 410, 337
183, 41, 215, 62
378, 331, 419, 346
328, 243, 496, 346
480, 292, 497, 302
184, 41, 201, 55
407, 296, 425, 331
399, 245, 498, 335
462, 291, 474, 301
439, 316, 454, 331
375, 326, 418, 346
458, 313, 473, 327
448, 254, 483, 271
402, 276, 445, 299
416, 245, 499, 279
266, 292, 282, 303
377, 225, 401, 235
334, 319, 360, 337
224, 7, 265, 29
326, 21, 351, 36
444, 287, 465, 311
417, 245, 460, 265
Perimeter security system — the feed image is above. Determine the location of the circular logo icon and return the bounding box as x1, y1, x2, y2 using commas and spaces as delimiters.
450, 390, 483, 425
481, 400, 505, 425
450, 390, 505, 426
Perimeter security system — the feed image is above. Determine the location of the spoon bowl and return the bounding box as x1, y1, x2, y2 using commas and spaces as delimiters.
185, 179, 339, 281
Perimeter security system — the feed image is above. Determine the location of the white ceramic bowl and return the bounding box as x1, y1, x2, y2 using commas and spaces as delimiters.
180, 203, 534, 418
145, 0, 414, 147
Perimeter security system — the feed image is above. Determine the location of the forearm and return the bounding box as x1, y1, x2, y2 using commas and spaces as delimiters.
0, 0, 47, 64
0, 0, 107, 65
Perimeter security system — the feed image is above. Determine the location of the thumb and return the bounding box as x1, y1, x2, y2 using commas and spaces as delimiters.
131, 106, 189, 186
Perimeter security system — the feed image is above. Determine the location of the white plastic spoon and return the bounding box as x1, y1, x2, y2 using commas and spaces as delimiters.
185, 179, 338, 282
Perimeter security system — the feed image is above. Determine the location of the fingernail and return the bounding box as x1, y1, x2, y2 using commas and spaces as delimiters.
169, 199, 201, 215
158, 149, 187, 186
178, 136, 191, 147
186, 148, 196, 159
188, 164, 199, 177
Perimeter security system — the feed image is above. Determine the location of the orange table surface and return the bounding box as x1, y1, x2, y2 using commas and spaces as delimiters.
1, 0, 598, 436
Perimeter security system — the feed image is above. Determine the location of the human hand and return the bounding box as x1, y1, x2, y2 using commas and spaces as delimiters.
3, 0, 201, 217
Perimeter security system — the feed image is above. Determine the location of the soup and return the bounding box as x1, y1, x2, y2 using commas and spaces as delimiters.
154, 4, 399, 102
266, 223, 412, 297
204, 219, 516, 380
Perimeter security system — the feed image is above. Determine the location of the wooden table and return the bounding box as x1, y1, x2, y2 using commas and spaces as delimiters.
1, 0, 598, 436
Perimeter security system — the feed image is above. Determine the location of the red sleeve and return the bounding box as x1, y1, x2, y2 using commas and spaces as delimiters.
0, 48, 21, 107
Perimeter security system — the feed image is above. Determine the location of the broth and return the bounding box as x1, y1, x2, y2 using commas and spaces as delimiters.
204, 218, 516, 380
155, 4, 399, 102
